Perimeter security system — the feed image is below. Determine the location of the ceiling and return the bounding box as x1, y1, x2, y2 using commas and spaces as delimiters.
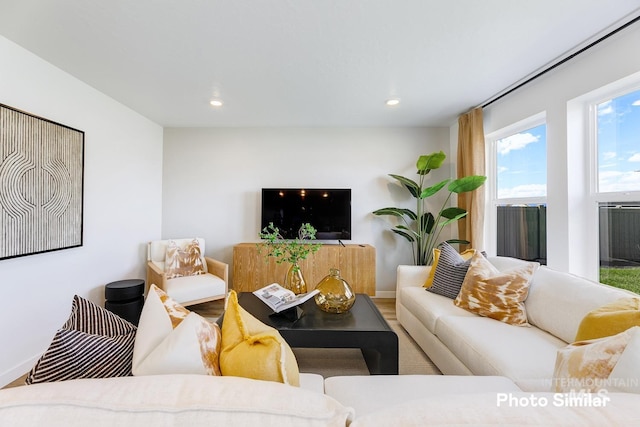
1, 1, 639, 128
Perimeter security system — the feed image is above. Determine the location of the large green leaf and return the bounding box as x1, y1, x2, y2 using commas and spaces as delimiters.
441, 207, 466, 219
421, 212, 435, 234
392, 228, 416, 242
396, 225, 419, 238
448, 175, 487, 193
372, 207, 417, 220
440, 212, 468, 227
420, 179, 450, 199
389, 174, 420, 198
416, 151, 446, 174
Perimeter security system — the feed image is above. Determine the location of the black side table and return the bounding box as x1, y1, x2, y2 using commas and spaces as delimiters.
104, 279, 145, 326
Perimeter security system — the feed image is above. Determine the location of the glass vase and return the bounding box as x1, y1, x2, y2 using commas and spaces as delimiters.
314, 268, 355, 313
285, 263, 307, 295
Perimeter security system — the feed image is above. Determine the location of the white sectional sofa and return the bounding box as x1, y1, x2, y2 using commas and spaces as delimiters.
2, 373, 639, 426
396, 256, 638, 391
3, 255, 640, 425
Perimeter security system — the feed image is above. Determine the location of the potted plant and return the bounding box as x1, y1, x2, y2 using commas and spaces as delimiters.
373, 151, 486, 265
257, 222, 321, 294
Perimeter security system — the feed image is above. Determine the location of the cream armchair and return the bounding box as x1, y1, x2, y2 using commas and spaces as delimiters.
146, 238, 228, 307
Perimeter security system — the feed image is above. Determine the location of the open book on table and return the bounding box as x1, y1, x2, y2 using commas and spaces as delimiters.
253, 283, 319, 313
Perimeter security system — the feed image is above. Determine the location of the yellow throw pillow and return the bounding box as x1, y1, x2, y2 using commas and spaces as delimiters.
454, 251, 538, 326
165, 239, 206, 279
575, 297, 640, 341
220, 290, 299, 386
423, 248, 475, 288
132, 284, 222, 376
553, 326, 638, 392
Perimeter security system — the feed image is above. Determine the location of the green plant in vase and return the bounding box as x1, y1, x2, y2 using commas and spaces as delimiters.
373, 150, 486, 266
258, 222, 321, 294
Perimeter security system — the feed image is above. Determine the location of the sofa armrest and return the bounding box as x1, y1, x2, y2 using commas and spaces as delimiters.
206, 257, 229, 294
146, 261, 166, 293
396, 265, 431, 292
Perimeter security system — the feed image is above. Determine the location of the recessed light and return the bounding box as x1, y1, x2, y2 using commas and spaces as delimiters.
210, 99, 223, 107
385, 98, 400, 107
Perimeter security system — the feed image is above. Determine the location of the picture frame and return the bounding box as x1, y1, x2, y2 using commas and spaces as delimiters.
0, 103, 84, 260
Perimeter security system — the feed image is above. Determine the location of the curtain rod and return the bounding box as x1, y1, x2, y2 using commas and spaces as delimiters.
481, 14, 640, 109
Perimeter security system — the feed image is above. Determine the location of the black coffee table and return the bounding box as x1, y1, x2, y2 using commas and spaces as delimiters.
236, 292, 399, 375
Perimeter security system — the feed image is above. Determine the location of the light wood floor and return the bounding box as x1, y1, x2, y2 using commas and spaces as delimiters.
4, 297, 439, 388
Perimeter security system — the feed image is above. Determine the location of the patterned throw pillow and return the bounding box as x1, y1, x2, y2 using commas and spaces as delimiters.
132, 284, 222, 376
220, 290, 299, 386
607, 326, 640, 393
164, 239, 206, 279
424, 247, 476, 288
427, 242, 476, 299
454, 252, 538, 326
26, 296, 136, 384
553, 326, 638, 392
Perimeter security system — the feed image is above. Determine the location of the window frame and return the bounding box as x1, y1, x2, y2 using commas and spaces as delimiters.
589, 84, 640, 202
484, 112, 547, 256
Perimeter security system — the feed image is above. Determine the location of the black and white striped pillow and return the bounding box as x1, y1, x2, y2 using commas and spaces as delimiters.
427, 243, 474, 299
26, 295, 137, 384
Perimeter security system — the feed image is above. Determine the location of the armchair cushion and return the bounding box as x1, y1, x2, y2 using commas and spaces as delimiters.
165, 239, 206, 279
148, 238, 208, 274
165, 273, 226, 305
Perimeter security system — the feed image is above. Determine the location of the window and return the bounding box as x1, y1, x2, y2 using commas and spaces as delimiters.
486, 115, 547, 263
596, 88, 640, 193
593, 88, 640, 294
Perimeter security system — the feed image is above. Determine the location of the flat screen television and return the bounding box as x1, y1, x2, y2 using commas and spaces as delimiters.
261, 188, 351, 240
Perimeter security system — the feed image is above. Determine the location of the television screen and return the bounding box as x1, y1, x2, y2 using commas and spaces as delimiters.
261, 188, 351, 240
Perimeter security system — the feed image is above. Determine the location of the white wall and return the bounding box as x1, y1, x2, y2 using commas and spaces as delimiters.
480, 23, 640, 278
162, 127, 450, 295
0, 37, 164, 386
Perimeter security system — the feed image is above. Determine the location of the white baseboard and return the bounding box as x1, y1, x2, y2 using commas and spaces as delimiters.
373, 290, 396, 299
0, 354, 39, 388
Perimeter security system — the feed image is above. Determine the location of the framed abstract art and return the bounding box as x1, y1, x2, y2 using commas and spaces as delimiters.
0, 104, 84, 260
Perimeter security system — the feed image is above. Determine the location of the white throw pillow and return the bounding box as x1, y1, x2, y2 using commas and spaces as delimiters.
132, 284, 221, 376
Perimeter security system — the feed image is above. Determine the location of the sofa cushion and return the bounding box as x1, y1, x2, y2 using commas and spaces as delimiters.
132, 284, 221, 376
454, 252, 538, 326
553, 326, 638, 392
220, 290, 299, 386
26, 296, 136, 384
435, 315, 566, 391
525, 266, 635, 343
428, 243, 475, 299
575, 297, 640, 341
486, 255, 533, 271
0, 375, 353, 427
401, 287, 475, 334
348, 392, 640, 427
324, 375, 520, 419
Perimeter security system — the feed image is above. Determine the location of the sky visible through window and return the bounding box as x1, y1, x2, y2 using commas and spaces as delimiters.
496, 124, 547, 199
597, 88, 640, 193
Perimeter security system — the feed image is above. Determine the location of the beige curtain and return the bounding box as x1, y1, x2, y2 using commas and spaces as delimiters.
457, 107, 485, 250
